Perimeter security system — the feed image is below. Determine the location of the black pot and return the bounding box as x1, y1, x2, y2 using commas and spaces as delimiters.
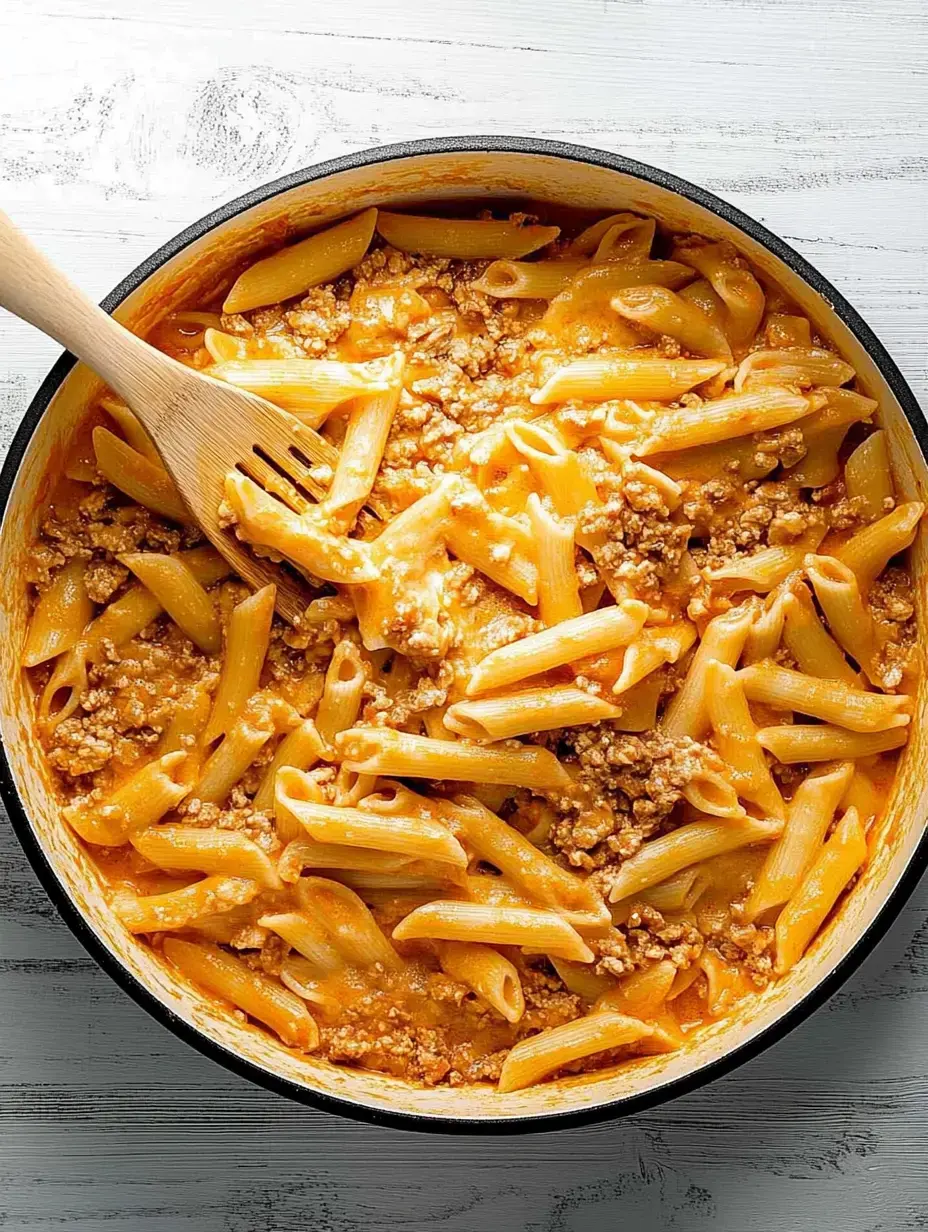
2, 136, 926, 1133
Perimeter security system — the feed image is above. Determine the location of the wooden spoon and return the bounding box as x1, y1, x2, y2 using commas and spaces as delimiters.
0, 209, 339, 624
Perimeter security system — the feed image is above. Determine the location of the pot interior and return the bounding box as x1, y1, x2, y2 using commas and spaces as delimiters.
2, 145, 926, 1125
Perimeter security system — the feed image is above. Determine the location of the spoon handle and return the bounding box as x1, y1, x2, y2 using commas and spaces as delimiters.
0, 208, 180, 430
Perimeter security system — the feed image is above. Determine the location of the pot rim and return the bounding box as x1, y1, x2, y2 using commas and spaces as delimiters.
2, 134, 926, 1134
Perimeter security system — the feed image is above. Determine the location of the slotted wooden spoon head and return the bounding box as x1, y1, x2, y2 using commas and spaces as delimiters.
138, 362, 339, 625
0, 208, 339, 625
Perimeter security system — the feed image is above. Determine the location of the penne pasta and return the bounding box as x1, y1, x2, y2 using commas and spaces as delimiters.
163, 937, 318, 1049
114, 874, 258, 933
63, 751, 189, 846
258, 910, 345, 972
223, 208, 378, 313
774, 807, 867, 974
131, 825, 282, 890
636, 388, 811, 456
677, 278, 729, 339
296, 876, 402, 969
195, 709, 276, 806
703, 660, 786, 819
158, 685, 212, 785
320, 354, 404, 531
841, 768, 884, 827
118, 552, 221, 654
644, 433, 784, 484
505, 421, 602, 547
610, 867, 704, 924
351, 478, 456, 656
314, 639, 367, 750
610, 285, 732, 359
612, 623, 697, 695
680, 769, 746, 820
376, 212, 559, 259
567, 212, 656, 258
595, 959, 677, 1018
804, 554, 877, 682
275, 766, 467, 867
277, 836, 421, 882
100, 395, 160, 463
443, 483, 539, 605
607, 815, 783, 903
662, 602, 755, 740
785, 425, 848, 488
393, 901, 594, 963
834, 502, 925, 593
441, 796, 610, 928
526, 495, 582, 625
203, 328, 246, 363
743, 761, 853, 922
22, 558, 93, 668
92, 426, 189, 523
531, 357, 725, 406
223, 473, 378, 586
738, 662, 911, 732
741, 585, 790, 665
336, 727, 573, 790
844, 431, 894, 522
497, 1011, 653, 1093
756, 724, 908, 763
210, 357, 394, 425
543, 260, 694, 333
277, 957, 342, 1015
205, 583, 276, 744
466, 601, 648, 696
671, 242, 765, 353
444, 686, 621, 741
765, 314, 812, 348
472, 258, 587, 299
734, 348, 855, 393
781, 582, 859, 685
436, 941, 525, 1023
703, 529, 824, 594
253, 719, 325, 813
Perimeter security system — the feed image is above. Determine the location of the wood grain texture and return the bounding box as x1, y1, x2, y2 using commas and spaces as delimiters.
2, 0, 928, 1227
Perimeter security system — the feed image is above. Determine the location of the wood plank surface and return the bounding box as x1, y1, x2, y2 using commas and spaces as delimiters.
1, 1, 927, 1227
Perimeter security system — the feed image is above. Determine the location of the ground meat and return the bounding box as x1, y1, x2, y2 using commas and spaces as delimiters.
284, 285, 351, 354
687, 478, 826, 571
869, 565, 918, 689
870, 565, 916, 625
44, 626, 218, 784
179, 791, 278, 849
35, 487, 200, 618
815, 478, 873, 531
580, 494, 691, 603
592, 905, 704, 977
84, 558, 129, 604
387, 387, 465, 469
25, 540, 68, 589
543, 726, 719, 872
711, 920, 776, 986
313, 961, 583, 1086
363, 667, 448, 730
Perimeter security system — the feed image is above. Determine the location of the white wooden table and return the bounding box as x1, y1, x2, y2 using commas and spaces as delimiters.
2, 1, 927, 1227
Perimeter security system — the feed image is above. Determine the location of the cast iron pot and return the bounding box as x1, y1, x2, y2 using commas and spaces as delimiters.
1, 136, 926, 1132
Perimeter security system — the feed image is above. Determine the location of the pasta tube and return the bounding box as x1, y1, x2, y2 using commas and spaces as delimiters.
466, 601, 648, 696
497, 1012, 653, 1093
223, 208, 378, 313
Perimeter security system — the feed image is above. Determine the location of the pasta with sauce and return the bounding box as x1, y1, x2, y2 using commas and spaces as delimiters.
22, 205, 921, 1093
